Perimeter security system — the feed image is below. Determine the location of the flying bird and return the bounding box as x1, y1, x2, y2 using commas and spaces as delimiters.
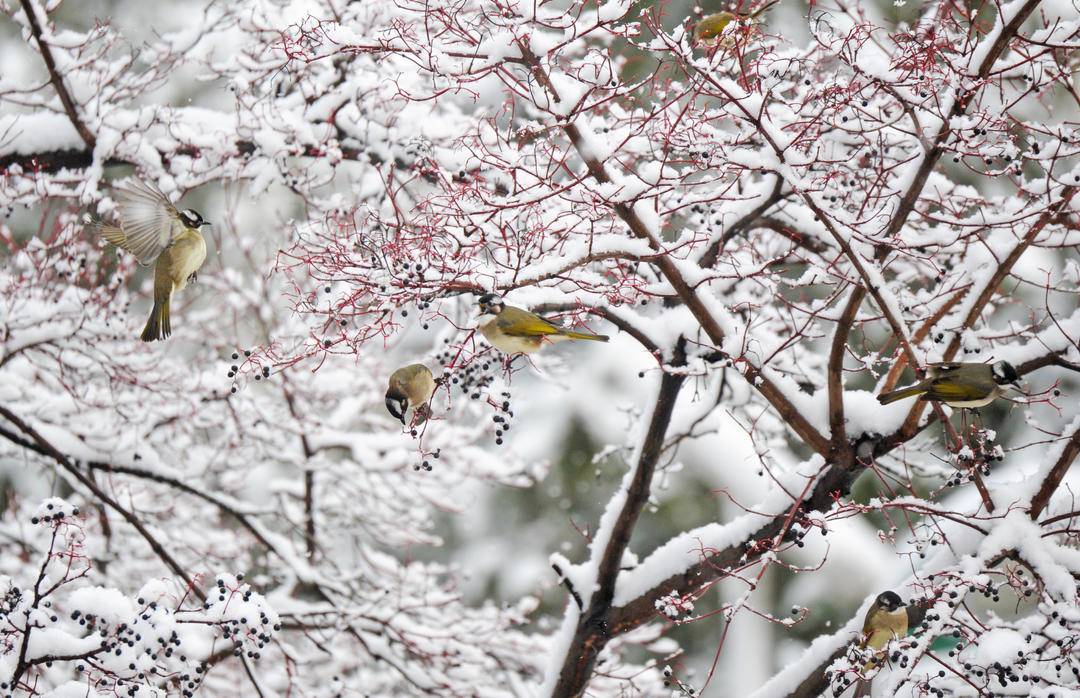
87, 179, 208, 342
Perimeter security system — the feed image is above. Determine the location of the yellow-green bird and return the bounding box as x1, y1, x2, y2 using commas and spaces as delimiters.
87, 179, 208, 342
477, 294, 608, 355
859, 591, 925, 670
385, 364, 437, 425
876, 361, 1019, 409
693, 0, 777, 47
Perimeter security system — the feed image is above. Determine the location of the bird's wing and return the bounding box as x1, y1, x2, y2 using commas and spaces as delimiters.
114, 179, 180, 266
925, 363, 962, 379
861, 609, 907, 648
923, 378, 989, 402
904, 604, 926, 629
496, 307, 563, 337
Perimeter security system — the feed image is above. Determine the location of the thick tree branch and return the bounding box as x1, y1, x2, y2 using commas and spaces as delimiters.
551, 357, 687, 697
699, 177, 785, 268
0, 140, 379, 174
607, 460, 858, 637
18, 0, 96, 149
1029, 423, 1080, 519
828, 285, 864, 455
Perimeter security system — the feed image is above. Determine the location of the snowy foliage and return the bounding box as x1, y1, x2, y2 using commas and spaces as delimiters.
1, 0, 1079, 696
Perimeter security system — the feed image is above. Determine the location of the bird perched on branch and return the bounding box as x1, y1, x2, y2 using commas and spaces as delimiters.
87, 179, 208, 342
876, 361, 1020, 408
854, 591, 926, 695
860, 591, 923, 662
385, 364, 437, 425
693, 0, 778, 47
477, 294, 608, 355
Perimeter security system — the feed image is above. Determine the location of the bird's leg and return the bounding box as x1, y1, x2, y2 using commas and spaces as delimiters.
187, 271, 198, 284
520, 353, 542, 374
502, 353, 536, 377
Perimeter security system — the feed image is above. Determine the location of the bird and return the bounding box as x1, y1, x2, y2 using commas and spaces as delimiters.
855, 591, 926, 692
476, 294, 609, 355
876, 361, 1020, 409
87, 179, 208, 342
693, 1, 777, 47
385, 364, 437, 425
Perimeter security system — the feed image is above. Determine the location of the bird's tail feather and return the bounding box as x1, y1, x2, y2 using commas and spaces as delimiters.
561, 330, 609, 342
141, 293, 171, 342
876, 384, 926, 405
84, 211, 126, 248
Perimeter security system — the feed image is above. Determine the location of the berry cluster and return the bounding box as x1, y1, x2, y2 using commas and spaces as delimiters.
30, 497, 79, 525
655, 591, 695, 621
946, 427, 1003, 487
202, 574, 280, 662
227, 350, 271, 394
661, 665, 699, 696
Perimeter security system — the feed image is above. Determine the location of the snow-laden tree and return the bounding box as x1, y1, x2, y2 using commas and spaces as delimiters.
1, 0, 1079, 696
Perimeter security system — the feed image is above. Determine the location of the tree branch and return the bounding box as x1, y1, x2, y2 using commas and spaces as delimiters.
699, 177, 786, 268
0, 139, 378, 174
18, 0, 96, 149
828, 286, 864, 455
551, 355, 687, 696
0, 405, 200, 597
1029, 422, 1080, 519
607, 460, 857, 638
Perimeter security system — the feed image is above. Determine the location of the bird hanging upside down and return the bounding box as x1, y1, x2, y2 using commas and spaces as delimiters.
385, 364, 437, 426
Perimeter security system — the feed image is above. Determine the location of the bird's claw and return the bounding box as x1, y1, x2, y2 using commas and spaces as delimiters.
187, 271, 198, 284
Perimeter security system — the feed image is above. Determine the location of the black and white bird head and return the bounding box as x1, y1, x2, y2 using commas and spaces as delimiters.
991, 360, 1020, 387
178, 208, 207, 230
874, 590, 904, 612
477, 293, 505, 316
384, 388, 408, 425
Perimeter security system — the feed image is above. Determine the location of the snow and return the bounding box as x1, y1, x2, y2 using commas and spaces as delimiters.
67, 587, 137, 625
0, 113, 82, 156
974, 628, 1028, 666
42, 683, 101, 698
26, 628, 101, 662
